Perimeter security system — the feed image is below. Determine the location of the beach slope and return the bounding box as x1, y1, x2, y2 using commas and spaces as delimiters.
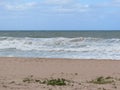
0, 57, 120, 90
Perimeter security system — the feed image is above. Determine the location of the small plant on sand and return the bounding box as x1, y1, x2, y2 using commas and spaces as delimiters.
23, 77, 33, 83
105, 76, 113, 79
23, 75, 34, 83
22, 76, 69, 86
89, 76, 114, 84
41, 78, 67, 86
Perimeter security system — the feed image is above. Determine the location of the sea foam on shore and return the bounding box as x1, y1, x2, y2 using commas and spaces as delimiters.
0, 36, 120, 59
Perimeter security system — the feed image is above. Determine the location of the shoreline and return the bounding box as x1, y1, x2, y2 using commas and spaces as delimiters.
0, 57, 120, 90
0, 56, 120, 61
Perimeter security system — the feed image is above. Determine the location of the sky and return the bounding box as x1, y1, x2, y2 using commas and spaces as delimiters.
0, 0, 120, 30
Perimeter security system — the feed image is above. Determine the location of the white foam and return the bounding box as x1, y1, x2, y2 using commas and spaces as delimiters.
0, 37, 120, 59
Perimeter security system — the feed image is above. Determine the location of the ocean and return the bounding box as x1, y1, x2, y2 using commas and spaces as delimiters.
0, 31, 120, 60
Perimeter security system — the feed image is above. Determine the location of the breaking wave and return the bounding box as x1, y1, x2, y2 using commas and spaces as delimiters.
0, 37, 120, 59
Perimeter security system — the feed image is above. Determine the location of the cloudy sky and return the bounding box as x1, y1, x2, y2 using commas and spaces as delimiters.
0, 0, 120, 30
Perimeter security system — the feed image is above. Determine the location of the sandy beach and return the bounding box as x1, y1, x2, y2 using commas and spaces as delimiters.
0, 57, 120, 90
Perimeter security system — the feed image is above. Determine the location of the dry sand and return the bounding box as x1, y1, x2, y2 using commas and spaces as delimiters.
0, 57, 120, 90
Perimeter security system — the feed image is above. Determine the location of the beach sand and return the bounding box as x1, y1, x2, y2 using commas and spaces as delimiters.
0, 57, 120, 90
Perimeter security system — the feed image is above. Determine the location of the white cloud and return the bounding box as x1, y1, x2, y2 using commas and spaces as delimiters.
44, 0, 73, 5
96, 0, 120, 8
0, 2, 37, 11
0, 0, 91, 13
114, 0, 120, 2
52, 6, 89, 13
74, 4, 90, 11
43, 0, 90, 13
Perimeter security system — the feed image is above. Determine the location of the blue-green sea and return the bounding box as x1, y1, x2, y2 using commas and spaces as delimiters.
0, 31, 120, 60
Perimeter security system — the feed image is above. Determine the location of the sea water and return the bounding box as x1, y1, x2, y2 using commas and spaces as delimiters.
0, 31, 120, 60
